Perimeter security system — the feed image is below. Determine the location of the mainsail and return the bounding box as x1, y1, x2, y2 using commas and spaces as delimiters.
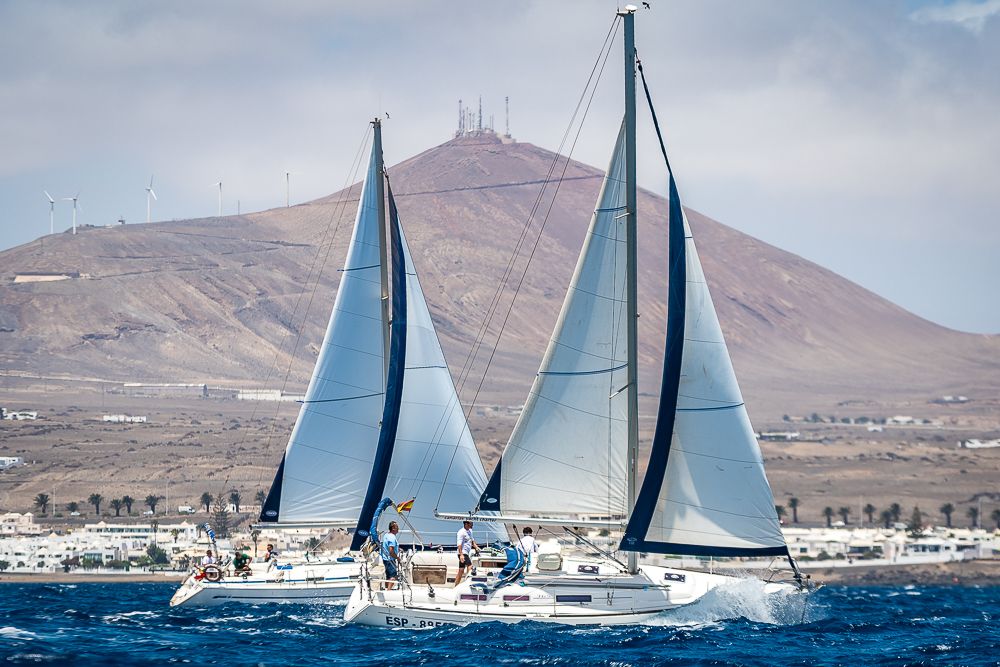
260, 141, 386, 525
480, 123, 629, 520
352, 183, 506, 548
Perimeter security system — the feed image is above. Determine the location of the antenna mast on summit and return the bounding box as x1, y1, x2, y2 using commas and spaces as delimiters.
478, 96, 482, 131
505, 96, 510, 137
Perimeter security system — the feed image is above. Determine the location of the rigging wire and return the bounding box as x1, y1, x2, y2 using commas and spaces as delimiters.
430, 15, 624, 512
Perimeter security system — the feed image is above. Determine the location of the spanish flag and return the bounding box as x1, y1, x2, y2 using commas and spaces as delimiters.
396, 498, 415, 513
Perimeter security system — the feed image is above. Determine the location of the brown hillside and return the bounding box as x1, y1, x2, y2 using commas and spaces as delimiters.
1, 132, 998, 421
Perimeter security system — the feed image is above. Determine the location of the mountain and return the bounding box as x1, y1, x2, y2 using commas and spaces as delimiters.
2, 132, 998, 420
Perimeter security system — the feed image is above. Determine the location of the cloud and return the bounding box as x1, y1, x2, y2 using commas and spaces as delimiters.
910, 0, 1000, 32
0, 0, 998, 332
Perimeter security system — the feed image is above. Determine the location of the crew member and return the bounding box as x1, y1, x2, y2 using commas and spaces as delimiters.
518, 527, 538, 569
455, 520, 479, 585
381, 521, 400, 590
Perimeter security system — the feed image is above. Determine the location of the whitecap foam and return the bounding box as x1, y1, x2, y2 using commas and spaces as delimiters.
0, 626, 39, 640
649, 576, 822, 627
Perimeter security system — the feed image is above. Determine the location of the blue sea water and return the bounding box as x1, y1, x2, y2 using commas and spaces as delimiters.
0, 581, 997, 666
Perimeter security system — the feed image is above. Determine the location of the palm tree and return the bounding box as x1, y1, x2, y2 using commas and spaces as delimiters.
991, 509, 1000, 530
823, 507, 834, 528
255, 489, 267, 507
864, 503, 876, 525
109, 498, 124, 517
145, 494, 161, 514
88, 493, 103, 516
122, 495, 135, 515
889, 503, 902, 524
201, 492, 214, 514
789, 497, 800, 524
838, 507, 851, 525
967, 506, 980, 529
170, 528, 180, 544
34, 493, 51, 515
940, 503, 955, 528
775, 505, 787, 523
880, 509, 893, 529
908, 506, 923, 532
229, 489, 242, 514
66, 501, 80, 514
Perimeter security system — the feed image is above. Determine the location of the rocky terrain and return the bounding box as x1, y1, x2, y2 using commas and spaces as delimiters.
1, 131, 998, 523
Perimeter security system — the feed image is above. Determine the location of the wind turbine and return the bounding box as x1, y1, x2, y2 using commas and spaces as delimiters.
285, 170, 291, 207
62, 194, 80, 234
145, 175, 157, 223
212, 181, 222, 216
44, 191, 55, 235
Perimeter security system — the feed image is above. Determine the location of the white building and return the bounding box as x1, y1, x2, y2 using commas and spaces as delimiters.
0, 456, 26, 470
1, 512, 44, 536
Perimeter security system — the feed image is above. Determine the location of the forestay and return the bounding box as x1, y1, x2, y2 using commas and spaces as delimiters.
259, 143, 386, 525
480, 122, 629, 520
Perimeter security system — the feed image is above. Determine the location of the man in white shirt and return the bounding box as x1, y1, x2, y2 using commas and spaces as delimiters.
455, 520, 479, 585
201, 549, 216, 567
518, 527, 538, 568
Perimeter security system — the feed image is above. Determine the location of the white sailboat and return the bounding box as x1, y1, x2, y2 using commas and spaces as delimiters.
170, 120, 504, 607
344, 7, 809, 627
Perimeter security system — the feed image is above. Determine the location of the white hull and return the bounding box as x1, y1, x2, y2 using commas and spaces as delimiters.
170, 560, 360, 608
344, 554, 797, 628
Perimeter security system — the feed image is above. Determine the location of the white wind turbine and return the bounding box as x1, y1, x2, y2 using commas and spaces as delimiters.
145, 175, 157, 223
212, 181, 222, 216
62, 194, 80, 234
44, 191, 55, 235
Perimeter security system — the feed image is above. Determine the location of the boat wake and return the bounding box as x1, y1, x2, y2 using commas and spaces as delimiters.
652, 576, 822, 627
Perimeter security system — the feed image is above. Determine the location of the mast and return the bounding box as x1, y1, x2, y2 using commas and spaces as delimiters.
373, 118, 391, 380
621, 5, 639, 575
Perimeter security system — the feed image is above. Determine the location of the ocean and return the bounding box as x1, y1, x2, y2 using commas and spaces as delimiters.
1, 580, 997, 666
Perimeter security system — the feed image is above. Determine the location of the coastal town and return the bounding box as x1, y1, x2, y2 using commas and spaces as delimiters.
2, 509, 997, 584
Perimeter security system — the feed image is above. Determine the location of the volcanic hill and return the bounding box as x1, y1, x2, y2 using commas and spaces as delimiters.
2, 132, 998, 421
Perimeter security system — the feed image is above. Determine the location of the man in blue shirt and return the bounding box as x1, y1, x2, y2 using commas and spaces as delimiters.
381, 521, 400, 590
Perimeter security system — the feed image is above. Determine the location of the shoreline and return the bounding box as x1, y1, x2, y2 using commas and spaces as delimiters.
3, 561, 999, 586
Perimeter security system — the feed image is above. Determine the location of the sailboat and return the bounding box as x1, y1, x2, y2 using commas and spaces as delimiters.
170, 120, 504, 607
344, 7, 808, 627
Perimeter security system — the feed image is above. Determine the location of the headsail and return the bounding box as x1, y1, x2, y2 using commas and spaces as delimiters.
480, 122, 630, 520
352, 182, 506, 549
260, 141, 386, 525
621, 169, 786, 557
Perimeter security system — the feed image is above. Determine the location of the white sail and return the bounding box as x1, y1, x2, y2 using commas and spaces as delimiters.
638, 212, 785, 552
382, 228, 507, 545
262, 143, 386, 524
491, 123, 629, 519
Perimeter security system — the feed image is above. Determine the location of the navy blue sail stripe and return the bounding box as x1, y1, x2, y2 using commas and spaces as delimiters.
477, 458, 502, 511
350, 180, 408, 551
258, 453, 287, 522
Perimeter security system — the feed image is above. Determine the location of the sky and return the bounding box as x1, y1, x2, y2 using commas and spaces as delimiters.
1, 0, 998, 333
